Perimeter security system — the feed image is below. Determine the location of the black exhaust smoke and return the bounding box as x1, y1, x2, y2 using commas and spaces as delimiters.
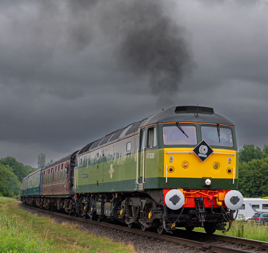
99, 0, 193, 102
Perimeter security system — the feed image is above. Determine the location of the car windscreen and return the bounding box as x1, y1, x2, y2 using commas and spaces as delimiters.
253, 213, 260, 218
163, 126, 197, 145
201, 126, 233, 147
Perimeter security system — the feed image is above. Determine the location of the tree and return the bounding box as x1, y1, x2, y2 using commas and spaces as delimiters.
0, 157, 27, 182
238, 145, 264, 163
0, 164, 20, 197
263, 145, 268, 158
38, 153, 46, 169
238, 157, 268, 198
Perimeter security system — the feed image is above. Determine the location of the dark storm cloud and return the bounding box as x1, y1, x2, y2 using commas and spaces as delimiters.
1, 0, 268, 167
100, 0, 193, 100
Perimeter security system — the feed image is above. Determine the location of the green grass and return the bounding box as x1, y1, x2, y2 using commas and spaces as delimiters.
0, 197, 17, 204
191, 221, 268, 242
0, 197, 136, 253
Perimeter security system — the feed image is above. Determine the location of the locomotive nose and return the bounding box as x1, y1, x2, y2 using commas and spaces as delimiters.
224, 190, 243, 210
165, 189, 185, 210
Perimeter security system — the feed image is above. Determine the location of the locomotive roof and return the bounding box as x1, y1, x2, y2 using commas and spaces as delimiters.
78, 106, 234, 155
142, 106, 234, 126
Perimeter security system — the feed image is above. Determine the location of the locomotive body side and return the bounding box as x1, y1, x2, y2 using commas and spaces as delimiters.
75, 134, 139, 193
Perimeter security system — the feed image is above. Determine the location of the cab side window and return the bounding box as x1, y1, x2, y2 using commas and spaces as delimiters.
147, 128, 157, 148
140, 130, 146, 149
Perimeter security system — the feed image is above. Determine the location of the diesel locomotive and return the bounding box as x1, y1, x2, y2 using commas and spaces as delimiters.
20, 106, 243, 234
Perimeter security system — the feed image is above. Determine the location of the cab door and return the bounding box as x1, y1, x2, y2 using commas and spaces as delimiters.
138, 129, 146, 186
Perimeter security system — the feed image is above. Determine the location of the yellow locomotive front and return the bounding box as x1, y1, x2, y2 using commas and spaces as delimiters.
158, 106, 243, 234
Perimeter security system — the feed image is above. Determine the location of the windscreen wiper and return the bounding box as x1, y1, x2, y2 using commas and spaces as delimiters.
176, 122, 189, 138
217, 124, 220, 142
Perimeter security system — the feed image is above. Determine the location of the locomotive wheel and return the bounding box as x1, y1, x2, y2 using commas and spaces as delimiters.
127, 223, 133, 229
204, 223, 216, 235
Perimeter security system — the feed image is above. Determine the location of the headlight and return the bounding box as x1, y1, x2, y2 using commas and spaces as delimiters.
205, 178, 211, 186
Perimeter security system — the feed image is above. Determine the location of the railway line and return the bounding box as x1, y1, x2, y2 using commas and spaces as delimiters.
21, 204, 268, 253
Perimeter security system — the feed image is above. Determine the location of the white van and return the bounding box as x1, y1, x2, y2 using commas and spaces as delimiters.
237, 198, 268, 221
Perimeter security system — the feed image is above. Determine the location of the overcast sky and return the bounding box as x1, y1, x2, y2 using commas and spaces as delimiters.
1, 0, 268, 167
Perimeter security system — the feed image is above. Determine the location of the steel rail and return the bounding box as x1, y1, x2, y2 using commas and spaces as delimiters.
20, 204, 266, 253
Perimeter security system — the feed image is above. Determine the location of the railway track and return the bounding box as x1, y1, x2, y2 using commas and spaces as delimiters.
21, 204, 268, 253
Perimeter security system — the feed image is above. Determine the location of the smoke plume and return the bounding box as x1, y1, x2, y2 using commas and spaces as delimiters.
99, 0, 193, 101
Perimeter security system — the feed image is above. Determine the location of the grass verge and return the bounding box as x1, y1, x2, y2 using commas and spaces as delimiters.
192, 221, 268, 242
0, 197, 17, 205
0, 197, 136, 253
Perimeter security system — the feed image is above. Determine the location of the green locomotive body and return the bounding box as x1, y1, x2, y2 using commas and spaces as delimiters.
74, 106, 242, 233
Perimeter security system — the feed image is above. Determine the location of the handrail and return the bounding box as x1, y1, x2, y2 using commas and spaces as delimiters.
142, 148, 145, 183
233, 167, 235, 184
166, 166, 168, 183
136, 149, 139, 184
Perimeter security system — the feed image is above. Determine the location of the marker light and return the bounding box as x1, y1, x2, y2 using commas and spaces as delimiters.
181, 161, 189, 169
205, 179, 211, 186
168, 167, 175, 173
227, 167, 232, 174
213, 162, 220, 170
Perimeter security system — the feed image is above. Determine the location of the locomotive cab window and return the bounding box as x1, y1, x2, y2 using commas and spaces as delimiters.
140, 129, 146, 149
201, 126, 233, 147
163, 126, 197, 145
147, 127, 157, 148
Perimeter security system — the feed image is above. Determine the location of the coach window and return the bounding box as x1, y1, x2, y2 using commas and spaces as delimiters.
126, 142, 132, 152
55, 168, 58, 183
64, 168, 67, 181
54, 168, 56, 183
60, 168, 63, 182
252, 204, 259, 209
57, 168, 60, 183
52, 168, 54, 183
